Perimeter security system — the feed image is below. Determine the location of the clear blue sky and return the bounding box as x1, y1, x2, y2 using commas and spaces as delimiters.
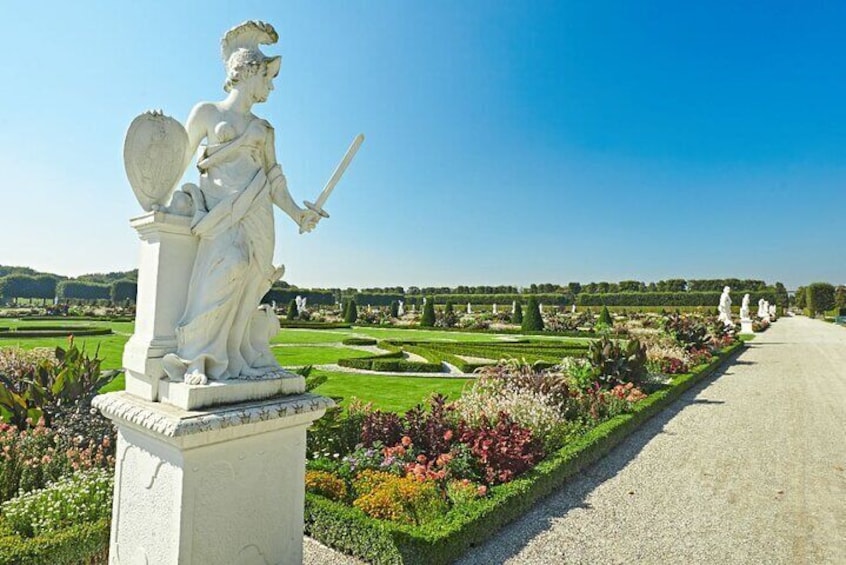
2, 1, 844, 289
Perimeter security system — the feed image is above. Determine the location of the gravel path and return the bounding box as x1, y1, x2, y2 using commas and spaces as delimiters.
304, 316, 846, 564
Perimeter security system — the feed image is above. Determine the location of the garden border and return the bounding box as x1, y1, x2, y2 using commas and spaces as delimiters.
304, 341, 745, 564
0, 517, 109, 564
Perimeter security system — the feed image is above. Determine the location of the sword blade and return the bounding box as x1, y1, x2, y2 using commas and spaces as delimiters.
313, 133, 365, 210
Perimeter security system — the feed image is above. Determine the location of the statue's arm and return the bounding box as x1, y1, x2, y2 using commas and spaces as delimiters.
183, 103, 213, 174
264, 125, 315, 229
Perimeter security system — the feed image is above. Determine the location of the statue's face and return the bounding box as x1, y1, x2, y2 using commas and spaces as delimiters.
247, 69, 275, 104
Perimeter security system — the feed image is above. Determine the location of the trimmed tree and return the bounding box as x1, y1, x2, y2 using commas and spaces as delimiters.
390, 300, 399, 318
598, 305, 613, 327
420, 298, 436, 327
521, 297, 544, 331
806, 283, 835, 317
344, 299, 358, 324
512, 302, 523, 324
286, 299, 298, 320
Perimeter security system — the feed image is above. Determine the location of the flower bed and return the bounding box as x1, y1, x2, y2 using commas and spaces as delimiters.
305, 341, 743, 564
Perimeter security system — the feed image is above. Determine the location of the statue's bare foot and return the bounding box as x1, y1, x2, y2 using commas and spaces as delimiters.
184, 370, 208, 385
240, 365, 267, 378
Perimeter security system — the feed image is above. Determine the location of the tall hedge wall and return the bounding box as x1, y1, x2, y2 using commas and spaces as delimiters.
576, 291, 778, 307
404, 294, 571, 306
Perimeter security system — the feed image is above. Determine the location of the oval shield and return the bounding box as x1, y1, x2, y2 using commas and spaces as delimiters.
124, 111, 189, 211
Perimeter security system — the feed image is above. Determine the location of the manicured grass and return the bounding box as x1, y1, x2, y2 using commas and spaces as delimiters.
738, 334, 756, 342
349, 327, 512, 342
273, 346, 374, 367
271, 329, 357, 344
310, 371, 470, 412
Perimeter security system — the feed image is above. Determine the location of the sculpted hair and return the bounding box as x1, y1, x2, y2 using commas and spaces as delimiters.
223, 49, 268, 92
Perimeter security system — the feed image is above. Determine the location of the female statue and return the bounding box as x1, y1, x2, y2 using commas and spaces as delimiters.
162, 21, 321, 385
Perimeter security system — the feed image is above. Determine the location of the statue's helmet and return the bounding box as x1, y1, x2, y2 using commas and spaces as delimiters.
221, 20, 282, 92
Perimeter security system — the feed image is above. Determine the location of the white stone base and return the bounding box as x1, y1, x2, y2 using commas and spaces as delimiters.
93, 391, 333, 565
158, 370, 306, 411
741, 318, 754, 334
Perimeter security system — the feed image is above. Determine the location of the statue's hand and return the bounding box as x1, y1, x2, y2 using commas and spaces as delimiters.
298, 209, 322, 233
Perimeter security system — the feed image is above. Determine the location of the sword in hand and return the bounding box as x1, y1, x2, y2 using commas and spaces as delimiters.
300, 133, 365, 234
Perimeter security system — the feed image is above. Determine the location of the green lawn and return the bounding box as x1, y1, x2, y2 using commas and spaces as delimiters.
0, 320, 592, 412
310, 370, 470, 412
273, 346, 373, 366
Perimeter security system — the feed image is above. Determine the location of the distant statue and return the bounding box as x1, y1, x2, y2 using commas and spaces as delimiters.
466, 302, 472, 314
295, 295, 307, 314
492, 303, 498, 315
511, 300, 516, 314
758, 298, 766, 318
718, 286, 732, 326
740, 293, 751, 320
397, 300, 405, 316
571, 304, 576, 314
159, 21, 326, 385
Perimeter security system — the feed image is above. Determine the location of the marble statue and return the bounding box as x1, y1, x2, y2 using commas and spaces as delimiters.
511, 300, 516, 314
740, 294, 751, 320
492, 303, 498, 315
571, 304, 576, 314
467, 302, 472, 314
397, 300, 405, 316
146, 21, 343, 386
295, 295, 307, 314
718, 286, 732, 326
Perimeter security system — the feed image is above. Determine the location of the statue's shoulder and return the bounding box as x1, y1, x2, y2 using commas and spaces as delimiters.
188, 102, 220, 124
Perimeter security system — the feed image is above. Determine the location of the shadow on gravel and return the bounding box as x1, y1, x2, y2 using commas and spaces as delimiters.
461, 361, 736, 563
731, 360, 756, 366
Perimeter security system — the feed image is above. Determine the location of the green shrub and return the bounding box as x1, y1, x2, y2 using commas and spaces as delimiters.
521, 297, 543, 332
0, 517, 109, 565
512, 303, 523, 324
341, 337, 377, 346
806, 283, 835, 317
597, 305, 612, 327
390, 301, 400, 318
286, 299, 298, 321
344, 299, 359, 324
420, 299, 436, 327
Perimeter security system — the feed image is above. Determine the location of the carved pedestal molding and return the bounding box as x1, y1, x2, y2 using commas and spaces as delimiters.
122, 211, 197, 401
94, 392, 333, 565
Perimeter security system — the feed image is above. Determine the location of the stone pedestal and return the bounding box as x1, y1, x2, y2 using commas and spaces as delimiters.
740, 318, 754, 334
122, 211, 197, 401
93, 391, 333, 565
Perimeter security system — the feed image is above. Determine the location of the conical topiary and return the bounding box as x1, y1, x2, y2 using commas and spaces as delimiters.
521, 296, 544, 331
344, 299, 358, 324
512, 302, 523, 324
421, 298, 436, 327
286, 299, 298, 321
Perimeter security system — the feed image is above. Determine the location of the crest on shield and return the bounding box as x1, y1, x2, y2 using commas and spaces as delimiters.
124, 111, 189, 211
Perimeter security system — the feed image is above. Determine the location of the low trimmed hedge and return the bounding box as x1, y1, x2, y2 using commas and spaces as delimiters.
341, 337, 378, 346
278, 321, 352, 329
0, 327, 112, 338
0, 517, 109, 565
337, 350, 443, 373
305, 341, 744, 564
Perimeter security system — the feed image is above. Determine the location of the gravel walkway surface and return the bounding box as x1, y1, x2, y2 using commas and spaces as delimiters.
304, 316, 846, 564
